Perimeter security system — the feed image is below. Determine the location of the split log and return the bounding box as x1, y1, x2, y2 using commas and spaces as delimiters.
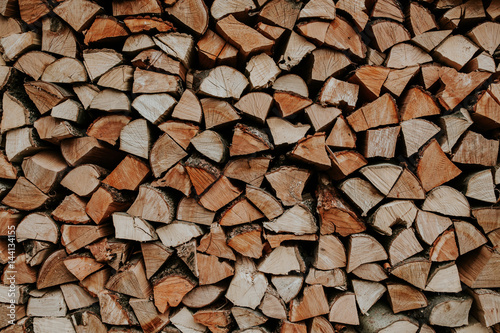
24, 240, 56, 267
106, 257, 151, 299
258, 245, 305, 275
348, 65, 390, 101
313, 234, 346, 270
463, 169, 496, 203
359, 163, 402, 196
372, 0, 404, 22
151, 259, 198, 313
16, 213, 59, 244
32, 317, 77, 333
1, 91, 37, 134
37, 249, 78, 289
423, 294, 473, 327
407, 2, 438, 35
132, 69, 183, 95
112, 0, 161, 16
347, 94, 398, 132
452, 131, 499, 167
63, 254, 105, 281
156, 221, 204, 248
246, 53, 281, 90
84, 15, 129, 45
182, 284, 226, 309
359, 302, 419, 333
132, 94, 176, 126
193, 66, 249, 99
339, 178, 384, 217
422, 186, 470, 217
150, 133, 188, 178
289, 285, 329, 322
310, 316, 335, 333
198, 176, 242, 211
458, 245, 500, 288
263, 204, 317, 235
177, 197, 215, 226
273, 91, 312, 118
329, 150, 367, 180
41, 17, 77, 58
2, 177, 50, 211
306, 48, 351, 85
347, 233, 387, 273
27, 289, 67, 317
362, 126, 401, 159
86, 185, 132, 224
387, 227, 423, 265
153, 162, 192, 196
103, 155, 150, 191
60, 164, 107, 197
224, 156, 270, 187
159, 121, 199, 150
191, 130, 227, 163
278, 31, 316, 71
383, 66, 420, 95
368, 20, 410, 52
198, 223, 235, 260
196, 252, 234, 285
128, 184, 175, 224
265, 166, 311, 206
412, 30, 452, 54
468, 288, 500, 327
0, 32, 41, 61
227, 224, 264, 259
434, 35, 480, 70
141, 241, 174, 280
304, 104, 341, 132
267, 118, 310, 146
436, 67, 490, 110
226, 256, 268, 310
98, 290, 139, 326
5, 127, 45, 163
129, 298, 170, 333
61, 224, 113, 253
472, 207, 500, 234
246, 185, 284, 220
61, 284, 97, 310
24, 81, 72, 115
273, 74, 308, 97
326, 116, 356, 149
401, 119, 440, 156
21, 151, 67, 193
352, 279, 386, 315
417, 139, 461, 192
220, 198, 263, 226
336, 0, 369, 30
429, 228, 458, 262
316, 174, 366, 236
318, 77, 359, 110
88, 239, 131, 270
54, 0, 103, 33
425, 262, 462, 293
112, 213, 157, 242
415, 210, 452, 246
328, 292, 359, 325
306, 265, 346, 288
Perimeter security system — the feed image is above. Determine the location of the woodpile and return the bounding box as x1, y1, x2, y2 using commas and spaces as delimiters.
1, 0, 500, 332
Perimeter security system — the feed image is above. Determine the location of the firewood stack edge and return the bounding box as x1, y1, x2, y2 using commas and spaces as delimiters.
0, 0, 500, 331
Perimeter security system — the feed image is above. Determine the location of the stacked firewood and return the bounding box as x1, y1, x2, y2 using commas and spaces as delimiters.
0, 0, 500, 331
